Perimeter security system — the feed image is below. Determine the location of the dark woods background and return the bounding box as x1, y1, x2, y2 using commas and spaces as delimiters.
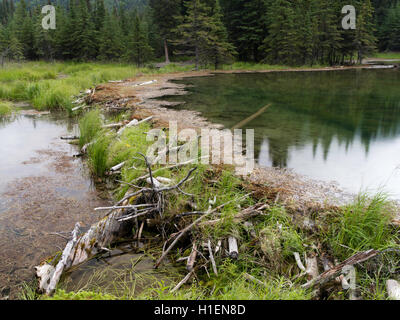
0, 0, 399, 68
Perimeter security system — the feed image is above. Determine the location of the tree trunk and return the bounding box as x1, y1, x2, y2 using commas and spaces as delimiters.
195, 45, 199, 71
164, 38, 170, 64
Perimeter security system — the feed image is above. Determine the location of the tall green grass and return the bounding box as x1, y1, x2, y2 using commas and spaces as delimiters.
0, 100, 12, 116
0, 62, 146, 111
79, 110, 103, 147
326, 193, 399, 260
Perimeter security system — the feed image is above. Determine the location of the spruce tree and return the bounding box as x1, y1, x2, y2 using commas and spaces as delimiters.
98, 11, 124, 60
149, 0, 181, 63
126, 13, 153, 66
206, 0, 236, 69
354, 0, 376, 63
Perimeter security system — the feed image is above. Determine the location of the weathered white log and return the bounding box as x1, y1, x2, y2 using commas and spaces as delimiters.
294, 252, 306, 272
187, 242, 197, 272
36, 200, 135, 294
80, 142, 93, 154
135, 80, 157, 87
60, 135, 79, 140
102, 122, 124, 129
110, 161, 126, 172
117, 116, 153, 136
228, 237, 238, 259
34, 264, 55, 294
155, 177, 173, 185
305, 256, 319, 280
387, 280, 400, 300
117, 119, 138, 135
146, 177, 162, 188
72, 98, 84, 105
72, 105, 84, 112
46, 222, 81, 295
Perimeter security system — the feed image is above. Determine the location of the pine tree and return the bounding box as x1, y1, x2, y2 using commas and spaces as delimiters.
97, 11, 124, 60
149, 0, 181, 63
354, 0, 376, 63
8, 35, 24, 61
34, 6, 55, 60
174, 0, 221, 69
261, 0, 299, 65
126, 12, 153, 66
72, 0, 97, 60
205, 0, 236, 69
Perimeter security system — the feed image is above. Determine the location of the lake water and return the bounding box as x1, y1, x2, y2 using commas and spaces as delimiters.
162, 69, 400, 198
0, 111, 110, 297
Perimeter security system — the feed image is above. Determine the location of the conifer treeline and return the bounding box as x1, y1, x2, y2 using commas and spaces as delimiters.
0, 0, 399, 67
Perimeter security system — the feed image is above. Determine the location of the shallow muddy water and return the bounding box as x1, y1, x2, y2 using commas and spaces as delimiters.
163, 68, 400, 198
0, 111, 110, 297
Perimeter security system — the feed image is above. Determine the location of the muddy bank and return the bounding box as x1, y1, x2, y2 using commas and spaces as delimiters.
0, 112, 111, 298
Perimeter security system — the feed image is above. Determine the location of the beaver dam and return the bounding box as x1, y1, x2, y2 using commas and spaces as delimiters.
1, 67, 400, 300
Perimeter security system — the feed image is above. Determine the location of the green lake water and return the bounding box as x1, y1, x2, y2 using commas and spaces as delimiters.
162, 68, 400, 198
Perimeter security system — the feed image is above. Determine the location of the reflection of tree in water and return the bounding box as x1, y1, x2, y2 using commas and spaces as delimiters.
165, 69, 400, 167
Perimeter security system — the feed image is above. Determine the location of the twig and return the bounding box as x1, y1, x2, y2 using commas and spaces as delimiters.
207, 239, 218, 276
171, 270, 194, 293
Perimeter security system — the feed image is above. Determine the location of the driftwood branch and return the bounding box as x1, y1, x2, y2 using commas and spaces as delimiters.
302, 249, 379, 289
46, 223, 81, 295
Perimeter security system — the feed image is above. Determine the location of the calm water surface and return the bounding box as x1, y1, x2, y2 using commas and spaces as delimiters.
163, 69, 400, 198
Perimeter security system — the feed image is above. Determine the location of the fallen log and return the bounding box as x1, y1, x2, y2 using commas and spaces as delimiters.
302, 249, 379, 289
117, 116, 153, 136
110, 161, 126, 172
36, 203, 134, 294
228, 237, 239, 259
102, 122, 125, 129
60, 135, 79, 140
42, 223, 81, 295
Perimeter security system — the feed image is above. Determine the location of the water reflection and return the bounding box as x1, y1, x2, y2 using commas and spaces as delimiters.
162, 69, 400, 197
